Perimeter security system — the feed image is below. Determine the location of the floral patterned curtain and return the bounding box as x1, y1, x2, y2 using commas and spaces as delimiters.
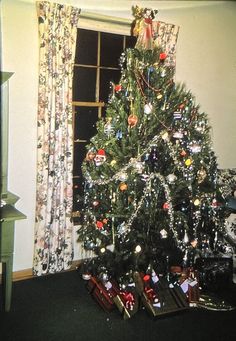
153, 21, 180, 68
33, 1, 80, 275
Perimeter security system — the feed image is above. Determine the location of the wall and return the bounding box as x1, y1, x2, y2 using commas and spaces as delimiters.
1, 0, 236, 272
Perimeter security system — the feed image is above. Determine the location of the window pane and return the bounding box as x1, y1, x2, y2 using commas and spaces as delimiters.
74, 106, 98, 141
75, 29, 98, 65
73, 143, 86, 177
125, 35, 136, 49
73, 67, 96, 102
100, 32, 123, 67
100, 69, 121, 103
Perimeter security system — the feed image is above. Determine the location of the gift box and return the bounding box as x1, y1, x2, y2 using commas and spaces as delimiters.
87, 276, 119, 312
113, 289, 140, 320
171, 266, 200, 304
134, 272, 189, 317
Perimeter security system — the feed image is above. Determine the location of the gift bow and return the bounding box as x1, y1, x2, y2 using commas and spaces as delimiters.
120, 291, 135, 310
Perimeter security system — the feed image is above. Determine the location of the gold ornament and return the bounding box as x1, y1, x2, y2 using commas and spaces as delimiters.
161, 131, 169, 141
119, 182, 128, 191
110, 160, 117, 167
185, 158, 193, 166
193, 198, 201, 206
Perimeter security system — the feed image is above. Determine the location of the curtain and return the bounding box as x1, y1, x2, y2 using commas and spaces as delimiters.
33, 1, 80, 275
153, 21, 179, 68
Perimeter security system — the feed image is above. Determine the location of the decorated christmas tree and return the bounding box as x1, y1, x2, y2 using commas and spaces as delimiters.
77, 7, 227, 284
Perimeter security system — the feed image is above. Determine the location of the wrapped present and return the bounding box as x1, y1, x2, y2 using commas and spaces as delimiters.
113, 288, 140, 319
134, 272, 189, 317
87, 276, 119, 312
171, 267, 200, 304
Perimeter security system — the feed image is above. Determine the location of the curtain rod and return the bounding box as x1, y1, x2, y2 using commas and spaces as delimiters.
79, 11, 133, 27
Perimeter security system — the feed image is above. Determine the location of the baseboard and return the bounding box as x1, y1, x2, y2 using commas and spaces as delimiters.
12, 260, 82, 282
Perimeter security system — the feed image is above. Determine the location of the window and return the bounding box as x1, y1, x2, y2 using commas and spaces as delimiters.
72, 28, 136, 222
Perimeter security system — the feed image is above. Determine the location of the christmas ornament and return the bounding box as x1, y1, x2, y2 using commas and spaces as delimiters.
173, 130, 184, 139
119, 182, 128, 191
119, 172, 128, 182
115, 84, 122, 92
143, 274, 150, 282
104, 118, 114, 136
161, 131, 169, 141
183, 230, 189, 244
94, 149, 106, 166
134, 161, 144, 174
144, 103, 153, 115
162, 202, 170, 210
85, 149, 96, 161
128, 114, 138, 127
190, 143, 201, 153
160, 229, 168, 239
110, 160, 117, 167
193, 198, 201, 206
185, 158, 193, 166
179, 103, 185, 109
84, 239, 96, 251
92, 200, 99, 207
191, 240, 198, 248
159, 52, 167, 61
106, 244, 115, 252
160, 69, 166, 77
180, 150, 187, 157
173, 110, 182, 119
166, 174, 177, 183
197, 167, 207, 183
116, 130, 123, 140
96, 221, 103, 229
118, 222, 129, 235
149, 147, 158, 164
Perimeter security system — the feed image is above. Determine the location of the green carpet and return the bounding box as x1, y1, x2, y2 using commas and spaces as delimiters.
0, 270, 236, 341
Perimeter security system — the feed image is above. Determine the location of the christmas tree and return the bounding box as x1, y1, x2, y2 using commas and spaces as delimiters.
77, 7, 226, 282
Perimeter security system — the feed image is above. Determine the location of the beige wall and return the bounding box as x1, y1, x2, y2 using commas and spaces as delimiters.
1, 0, 236, 272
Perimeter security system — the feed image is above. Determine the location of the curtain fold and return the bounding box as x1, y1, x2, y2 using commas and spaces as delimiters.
33, 1, 80, 275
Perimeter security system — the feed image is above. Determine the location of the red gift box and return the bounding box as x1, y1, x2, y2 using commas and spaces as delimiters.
113, 289, 140, 320
87, 276, 119, 312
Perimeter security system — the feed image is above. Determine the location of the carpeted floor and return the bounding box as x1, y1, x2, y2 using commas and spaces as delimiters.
0, 270, 236, 341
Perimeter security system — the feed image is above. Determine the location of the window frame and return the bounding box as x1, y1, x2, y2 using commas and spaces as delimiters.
72, 14, 134, 220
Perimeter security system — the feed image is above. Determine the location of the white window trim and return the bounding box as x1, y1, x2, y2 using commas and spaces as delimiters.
78, 11, 132, 35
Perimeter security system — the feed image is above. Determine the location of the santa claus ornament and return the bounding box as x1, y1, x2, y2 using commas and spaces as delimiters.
94, 149, 106, 166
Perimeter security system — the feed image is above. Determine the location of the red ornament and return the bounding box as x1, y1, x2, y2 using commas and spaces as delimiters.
163, 202, 170, 210
180, 150, 187, 157
96, 221, 103, 229
143, 274, 150, 282
159, 52, 167, 61
97, 149, 105, 156
115, 84, 122, 92
179, 103, 185, 109
128, 114, 138, 127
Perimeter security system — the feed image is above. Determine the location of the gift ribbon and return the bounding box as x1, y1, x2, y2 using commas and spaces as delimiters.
144, 287, 157, 302
120, 291, 135, 310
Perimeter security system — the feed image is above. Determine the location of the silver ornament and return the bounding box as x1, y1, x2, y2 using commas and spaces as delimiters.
144, 103, 153, 115
160, 229, 168, 239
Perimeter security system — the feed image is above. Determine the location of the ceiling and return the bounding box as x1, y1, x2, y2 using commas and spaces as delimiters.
19, 1, 228, 18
